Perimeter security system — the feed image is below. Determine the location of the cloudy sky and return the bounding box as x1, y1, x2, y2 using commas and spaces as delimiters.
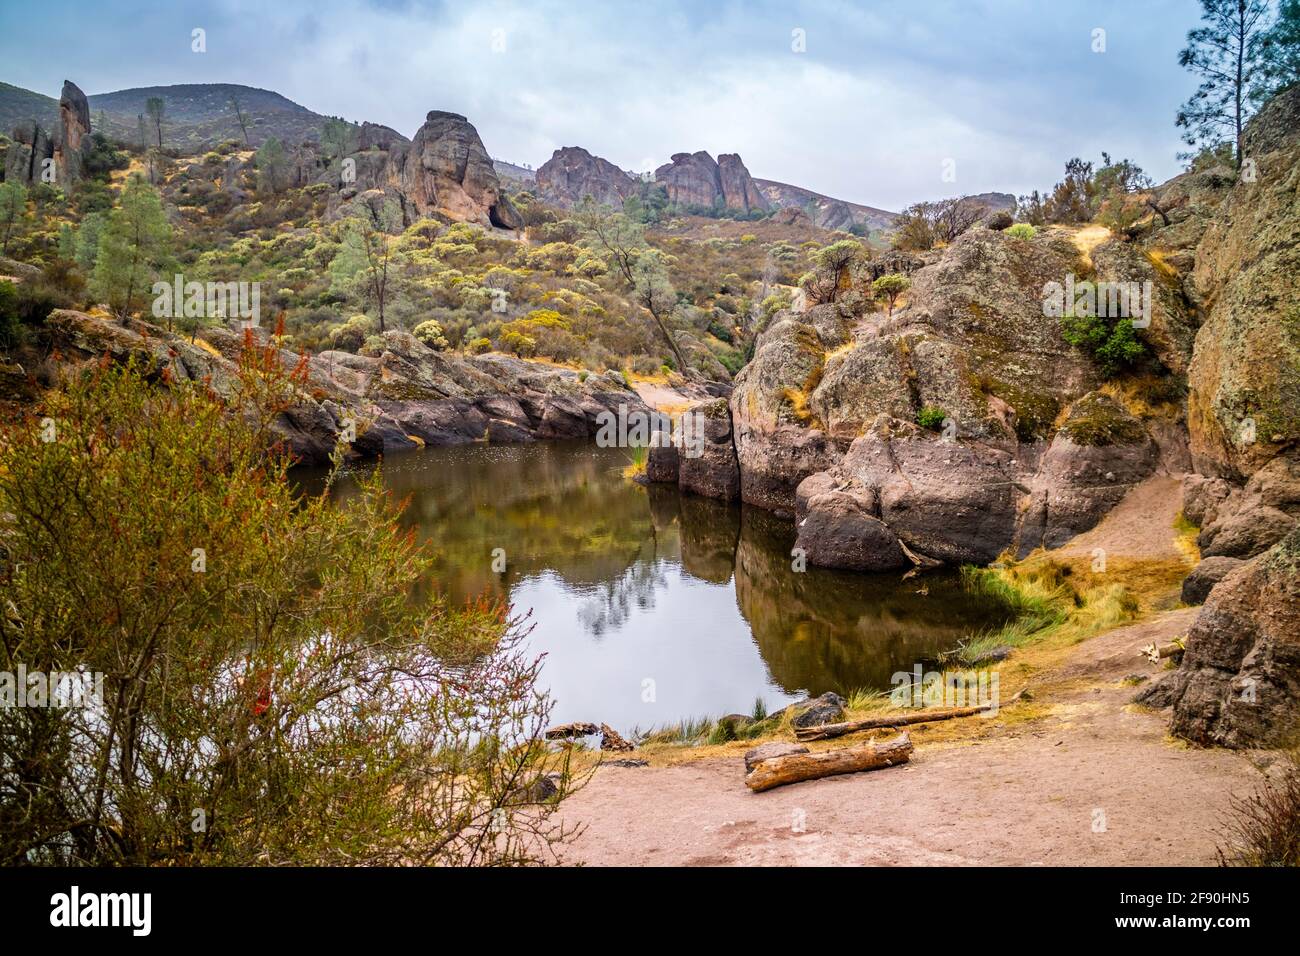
2, 0, 1206, 210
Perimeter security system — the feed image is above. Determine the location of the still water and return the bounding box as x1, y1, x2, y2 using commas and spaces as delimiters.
313, 440, 1011, 733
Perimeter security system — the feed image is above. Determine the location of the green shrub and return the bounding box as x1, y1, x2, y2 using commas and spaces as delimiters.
1006, 223, 1037, 240
916, 406, 948, 431
412, 319, 449, 351
0, 356, 575, 865
1061, 312, 1145, 377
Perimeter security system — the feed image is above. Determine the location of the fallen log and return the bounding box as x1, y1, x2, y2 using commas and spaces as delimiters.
544, 721, 598, 740
793, 689, 1026, 742
1140, 640, 1184, 664
745, 732, 913, 792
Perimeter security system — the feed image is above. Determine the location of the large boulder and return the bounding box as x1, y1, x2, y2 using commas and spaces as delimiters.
1162, 526, 1300, 748
1017, 392, 1160, 553
54, 80, 90, 187
677, 398, 740, 501
717, 153, 770, 214
793, 477, 909, 572
1180, 555, 1247, 606
838, 417, 1021, 565
730, 304, 850, 513
1197, 454, 1300, 558
398, 110, 521, 229
653, 150, 768, 213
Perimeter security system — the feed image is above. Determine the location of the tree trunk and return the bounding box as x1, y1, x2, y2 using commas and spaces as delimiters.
745, 732, 913, 792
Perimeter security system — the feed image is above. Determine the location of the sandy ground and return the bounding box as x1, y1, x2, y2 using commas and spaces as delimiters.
554, 476, 1264, 866
632, 380, 696, 412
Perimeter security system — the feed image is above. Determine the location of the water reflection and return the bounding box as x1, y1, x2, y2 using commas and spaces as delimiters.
303, 441, 1010, 732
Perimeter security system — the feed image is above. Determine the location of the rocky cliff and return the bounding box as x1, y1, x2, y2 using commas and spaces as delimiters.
34, 310, 647, 465
535, 146, 637, 207
654, 150, 770, 214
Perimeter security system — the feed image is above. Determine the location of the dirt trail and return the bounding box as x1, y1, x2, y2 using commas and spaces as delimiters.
555, 477, 1261, 866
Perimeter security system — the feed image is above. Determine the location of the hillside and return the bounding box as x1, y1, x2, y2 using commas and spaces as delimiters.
754, 177, 896, 233
0, 81, 59, 136
0, 80, 330, 150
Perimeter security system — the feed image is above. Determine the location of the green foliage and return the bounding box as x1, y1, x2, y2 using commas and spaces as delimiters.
1061, 311, 1147, 378
916, 406, 948, 431
412, 318, 449, 350
1257, 0, 1300, 101
254, 137, 288, 194
0, 181, 27, 256
1006, 222, 1037, 240
92, 174, 173, 318
1177, 0, 1271, 166
0, 357, 575, 865
871, 273, 911, 315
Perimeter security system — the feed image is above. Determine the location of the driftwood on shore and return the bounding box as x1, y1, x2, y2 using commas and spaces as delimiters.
1141, 640, 1184, 664
745, 732, 913, 792
792, 689, 1026, 742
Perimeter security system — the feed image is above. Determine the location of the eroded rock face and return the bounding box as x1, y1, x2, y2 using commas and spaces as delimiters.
730, 304, 850, 513
54, 81, 91, 186
1184, 86, 1300, 480
1162, 527, 1300, 748
1197, 454, 1300, 558
1180, 556, 1246, 606
1017, 393, 1160, 554
653, 150, 769, 213
535, 146, 636, 207
5, 80, 90, 188
399, 110, 521, 229
793, 477, 908, 572
678, 397, 740, 501
840, 418, 1021, 565
717, 154, 770, 214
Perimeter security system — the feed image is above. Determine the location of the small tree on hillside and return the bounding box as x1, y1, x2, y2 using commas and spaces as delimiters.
93, 174, 173, 320
0, 182, 26, 256
255, 137, 288, 194
872, 273, 911, 317
1177, 0, 1271, 169
229, 92, 251, 145
145, 96, 165, 150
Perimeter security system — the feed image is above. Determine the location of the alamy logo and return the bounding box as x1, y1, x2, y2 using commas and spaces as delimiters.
595, 403, 706, 459
1041, 273, 1153, 328
152, 275, 262, 328
1, 664, 103, 710
891, 665, 1000, 715
50, 886, 151, 936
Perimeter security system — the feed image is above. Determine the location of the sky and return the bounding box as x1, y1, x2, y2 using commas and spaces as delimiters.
0, 0, 1209, 211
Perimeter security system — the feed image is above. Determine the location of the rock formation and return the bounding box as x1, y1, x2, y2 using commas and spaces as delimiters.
398, 110, 522, 229
40, 309, 645, 465
4, 80, 91, 189
653, 150, 769, 214
324, 110, 522, 232
535, 146, 636, 207
1143, 527, 1300, 748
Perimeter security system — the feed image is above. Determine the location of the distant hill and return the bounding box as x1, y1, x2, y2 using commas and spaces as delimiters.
753, 178, 896, 233
492, 159, 537, 185
0, 82, 59, 137
0, 80, 330, 151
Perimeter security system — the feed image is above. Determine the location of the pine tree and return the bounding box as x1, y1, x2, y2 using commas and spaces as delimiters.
1176, 0, 1271, 168
1257, 0, 1300, 101
93, 175, 173, 320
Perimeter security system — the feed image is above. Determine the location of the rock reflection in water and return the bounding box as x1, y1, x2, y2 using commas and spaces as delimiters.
304, 440, 1010, 730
